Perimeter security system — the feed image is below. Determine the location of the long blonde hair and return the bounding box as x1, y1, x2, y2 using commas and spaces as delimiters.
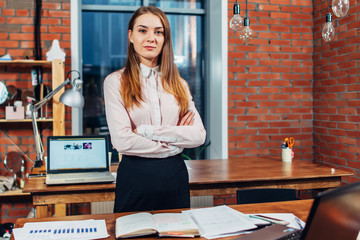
121, 6, 189, 117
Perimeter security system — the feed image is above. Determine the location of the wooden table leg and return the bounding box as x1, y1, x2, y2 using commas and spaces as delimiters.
54, 204, 67, 217
36, 205, 49, 218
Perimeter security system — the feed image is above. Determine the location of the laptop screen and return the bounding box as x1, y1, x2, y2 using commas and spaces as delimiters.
47, 135, 109, 173
301, 181, 360, 240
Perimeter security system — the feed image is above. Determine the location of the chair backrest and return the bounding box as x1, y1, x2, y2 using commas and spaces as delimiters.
236, 188, 298, 204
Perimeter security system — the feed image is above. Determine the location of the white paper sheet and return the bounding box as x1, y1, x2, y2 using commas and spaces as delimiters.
13, 219, 109, 240
183, 205, 258, 239
245, 213, 306, 230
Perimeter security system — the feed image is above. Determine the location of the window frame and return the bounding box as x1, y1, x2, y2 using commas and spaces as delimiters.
70, 0, 228, 159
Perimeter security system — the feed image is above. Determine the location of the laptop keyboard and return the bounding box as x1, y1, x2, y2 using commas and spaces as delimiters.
48, 172, 112, 179
280, 230, 302, 240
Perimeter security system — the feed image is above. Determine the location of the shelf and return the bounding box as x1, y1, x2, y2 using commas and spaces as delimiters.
0, 189, 30, 197
0, 60, 52, 67
0, 59, 65, 164
0, 118, 53, 123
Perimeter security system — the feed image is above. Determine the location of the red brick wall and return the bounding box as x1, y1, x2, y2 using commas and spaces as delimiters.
313, 0, 360, 183
0, 195, 33, 224
224, 0, 359, 204
0, 0, 72, 160
228, 0, 314, 161
0, 0, 71, 223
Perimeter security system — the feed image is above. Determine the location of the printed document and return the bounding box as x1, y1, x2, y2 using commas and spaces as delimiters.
12, 219, 109, 240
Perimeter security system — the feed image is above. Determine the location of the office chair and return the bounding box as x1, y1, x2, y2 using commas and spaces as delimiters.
236, 188, 298, 204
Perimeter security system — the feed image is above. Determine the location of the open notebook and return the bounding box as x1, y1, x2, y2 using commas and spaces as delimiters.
45, 135, 115, 185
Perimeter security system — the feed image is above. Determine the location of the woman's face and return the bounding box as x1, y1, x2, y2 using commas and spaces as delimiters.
129, 13, 165, 68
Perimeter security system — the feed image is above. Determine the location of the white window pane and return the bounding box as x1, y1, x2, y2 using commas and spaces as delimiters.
151, 0, 203, 9
82, 0, 141, 6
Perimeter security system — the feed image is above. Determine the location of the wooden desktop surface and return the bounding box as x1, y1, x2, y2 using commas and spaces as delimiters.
186, 157, 352, 195
12, 199, 314, 240
24, 157, 352, 193
23, 157, 352, 218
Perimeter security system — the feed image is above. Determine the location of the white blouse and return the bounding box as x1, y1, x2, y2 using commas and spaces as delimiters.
103, 64, 206, 158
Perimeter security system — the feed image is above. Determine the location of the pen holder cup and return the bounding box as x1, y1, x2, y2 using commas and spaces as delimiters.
282, 148, 292, 163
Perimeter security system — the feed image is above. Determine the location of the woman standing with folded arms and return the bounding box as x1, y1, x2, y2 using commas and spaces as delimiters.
103, 6, 206, 213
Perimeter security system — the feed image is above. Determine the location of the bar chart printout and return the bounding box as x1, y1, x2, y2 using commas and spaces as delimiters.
12, 219, 109, 240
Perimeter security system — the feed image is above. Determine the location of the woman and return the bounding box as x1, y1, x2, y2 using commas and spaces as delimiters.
103, 6, 206, 213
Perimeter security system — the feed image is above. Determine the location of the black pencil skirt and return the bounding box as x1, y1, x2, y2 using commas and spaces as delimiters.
113, 153, 190, 213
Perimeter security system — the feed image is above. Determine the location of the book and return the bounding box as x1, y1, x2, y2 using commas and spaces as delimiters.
115, 212, 200, 238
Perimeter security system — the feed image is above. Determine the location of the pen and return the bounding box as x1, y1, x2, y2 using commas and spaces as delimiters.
164, 232, 184, 235
295, 217, 304, 230
249, 214, 290, 225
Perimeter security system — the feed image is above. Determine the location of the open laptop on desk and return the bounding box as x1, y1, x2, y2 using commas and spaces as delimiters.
237, 181, 360, 240
45, 135, 115, 185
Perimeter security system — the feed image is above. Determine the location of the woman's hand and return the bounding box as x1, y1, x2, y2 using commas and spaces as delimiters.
178, 111, 195, 126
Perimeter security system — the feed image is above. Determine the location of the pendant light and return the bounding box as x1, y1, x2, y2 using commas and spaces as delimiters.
322, 0, 335, 42
332, 0, 350, 17
239, 0, 254, 43
229, 0, 243, 31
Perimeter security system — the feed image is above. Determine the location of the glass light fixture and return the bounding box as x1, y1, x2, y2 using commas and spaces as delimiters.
322, 13, 335, 42
239, 0, 254, 43
239, 18, 254, 43
229, 1, 243, 31
332, 0, 350, 17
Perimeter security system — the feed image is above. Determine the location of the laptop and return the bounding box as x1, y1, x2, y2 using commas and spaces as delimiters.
237, 181, 360, 240
45, 135, 116, 185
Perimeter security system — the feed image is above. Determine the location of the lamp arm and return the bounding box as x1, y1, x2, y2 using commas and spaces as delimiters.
31, 106, 44, 163
30, 77, 71, 164
33, 78, 71, 112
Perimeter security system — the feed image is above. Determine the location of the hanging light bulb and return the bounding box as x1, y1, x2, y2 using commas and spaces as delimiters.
322, 13, 335, 42
239, 17, 254, 43
239, 0, 254, 43
229, 1, 243, 31
332, 0, 350, 17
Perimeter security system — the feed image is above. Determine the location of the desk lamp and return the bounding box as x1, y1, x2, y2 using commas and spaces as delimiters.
31, 70, 84, 168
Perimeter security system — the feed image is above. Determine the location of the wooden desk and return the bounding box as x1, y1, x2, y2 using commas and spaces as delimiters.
12, 199, 314, 240
187, 157, 353, 195
23, 157, 352, 218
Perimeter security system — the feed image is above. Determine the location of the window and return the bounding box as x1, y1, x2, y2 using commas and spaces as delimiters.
71, 0, 227, 159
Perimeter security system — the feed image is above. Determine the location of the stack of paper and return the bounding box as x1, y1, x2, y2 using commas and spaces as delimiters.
0, 54, 12, 60
12, 219, 109, 240
183, 205, 258, 239
245, 213, 306, 230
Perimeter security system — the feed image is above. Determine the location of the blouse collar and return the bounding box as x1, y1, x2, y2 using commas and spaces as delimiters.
140, 63, 161, 78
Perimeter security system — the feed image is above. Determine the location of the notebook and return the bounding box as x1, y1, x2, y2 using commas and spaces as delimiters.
45, 135, 116, 185
237, 181, 360, 240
